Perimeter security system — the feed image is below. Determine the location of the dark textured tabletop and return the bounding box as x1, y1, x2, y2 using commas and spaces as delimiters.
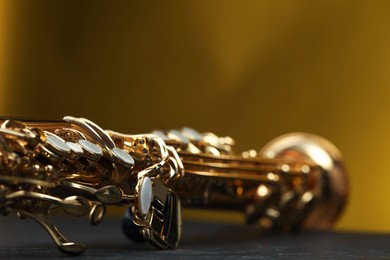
0, 215, 389, 259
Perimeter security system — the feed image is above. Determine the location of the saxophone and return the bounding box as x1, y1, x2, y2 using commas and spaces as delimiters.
0, 116, 348, 255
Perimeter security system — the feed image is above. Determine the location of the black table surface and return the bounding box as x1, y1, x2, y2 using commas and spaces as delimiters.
0, 215, 389, 259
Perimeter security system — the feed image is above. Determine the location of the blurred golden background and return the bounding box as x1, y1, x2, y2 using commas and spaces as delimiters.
1, 0, 390, 232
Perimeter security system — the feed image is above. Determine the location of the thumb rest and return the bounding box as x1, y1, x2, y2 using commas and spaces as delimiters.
0, 116, 348, 255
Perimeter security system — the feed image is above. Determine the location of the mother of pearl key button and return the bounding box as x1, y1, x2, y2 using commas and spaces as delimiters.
111, 147, 135, 168
44, 132, 71, 155
78, 139, 103, 160
138, 177, 153, 216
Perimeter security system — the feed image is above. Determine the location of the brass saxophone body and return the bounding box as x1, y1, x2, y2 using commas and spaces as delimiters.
0, 116, 348, 255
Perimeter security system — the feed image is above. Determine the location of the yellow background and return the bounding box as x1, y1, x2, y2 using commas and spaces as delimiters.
1, 0, 390, 232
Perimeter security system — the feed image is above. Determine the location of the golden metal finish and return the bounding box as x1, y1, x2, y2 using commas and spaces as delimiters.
0, 117, 348, 255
